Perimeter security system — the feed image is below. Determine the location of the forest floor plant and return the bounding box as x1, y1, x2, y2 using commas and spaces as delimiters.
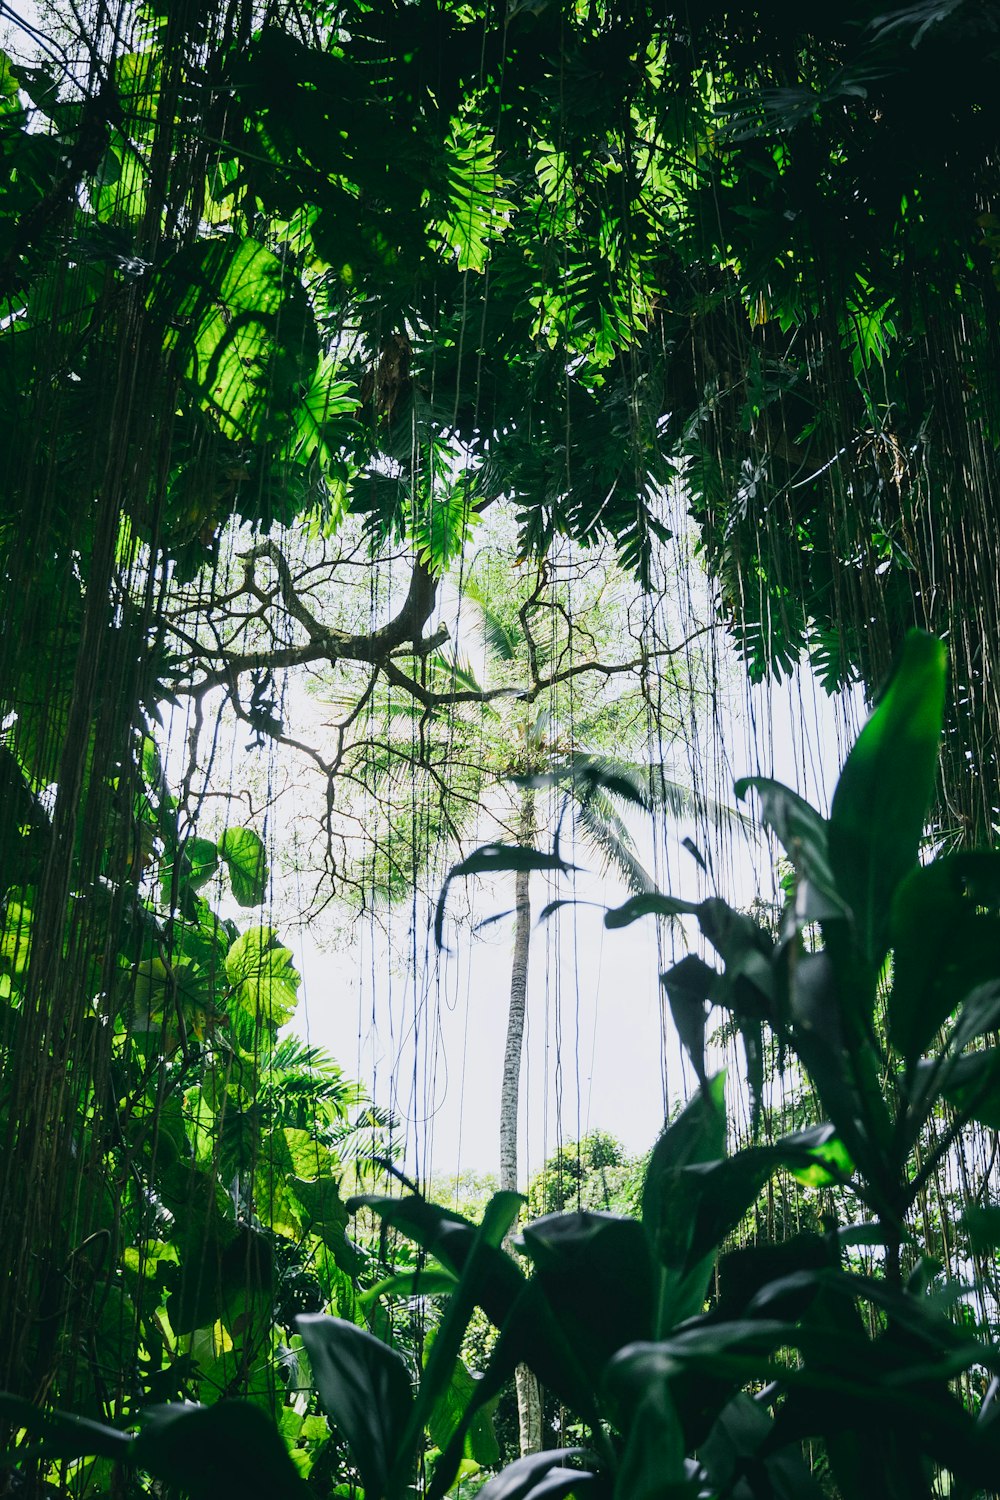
6, 629, 1000, 1497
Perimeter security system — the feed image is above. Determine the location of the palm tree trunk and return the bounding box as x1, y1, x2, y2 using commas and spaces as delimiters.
500, 787, 543, 1455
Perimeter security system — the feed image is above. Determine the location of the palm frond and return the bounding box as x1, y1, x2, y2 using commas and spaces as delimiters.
459, 572, 523, 662
574, 791, 655, 895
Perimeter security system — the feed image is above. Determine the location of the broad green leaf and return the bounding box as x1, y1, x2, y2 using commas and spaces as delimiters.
518, 1212, 654, 1388
939, 1048, 1000, 1128
0, 50, 23, 127
735, 776, 847, 926
960, 1205, 1000, 1253
0, 1394, 130, 1464
604, 1348, 690, 1499
91, 133, 147, 221
225, 926, 299, 1031
362, 1267, 460, 1305
296, 1314, 412, 1500
0, 899, 32, 974
153, 237, 317, 443
889, 853, 1000, 1063
182, 836, 220, 893
219, 826, 267, 906
131, 1400, 307, 1500
474, 1450, 595, 1500
113, 49, 160, 131
132, 956, 216, 1039
426, 1352, 500, 1469
605, 892, 700, 929
828, 631, 946, 969
168, 1225, 273, 1337
699, 1392, 826, 1500
642, 1074, 726, 1330
282, 353, 359, 471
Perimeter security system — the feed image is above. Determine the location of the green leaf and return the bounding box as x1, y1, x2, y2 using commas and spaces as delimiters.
642, 1075, 727, 1331
426, 1353, 500, 1469
296, 1314, 413, 1500
131, 1401, 307, 1500
960, 1204, 1000, 1253
362, 1267, 460, 1305
603, 1349, 689, 1499
517, 1212, 654, 1389
435, 843, 576, 948
474, 1450, 596, 1500
889, 853, 1000, 1063
735, 776, 847, 926
152, 237, 317, 443
218, 826, 267, 907
828, 631, 946, 968
183, 836, 220, 893
168, 1224, 273, 1337
605, 892, 700, 929
225, 926, 300, 1033
938, 1048, 1000, 1128
0, 1394, 130, 1464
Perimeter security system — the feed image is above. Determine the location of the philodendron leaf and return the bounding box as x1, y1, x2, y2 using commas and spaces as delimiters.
225, 926, 299, 1032
828, 630, 946, 970
218, 826, 267, 906
180, 835, 219, 893
296, 1315, 413, 1500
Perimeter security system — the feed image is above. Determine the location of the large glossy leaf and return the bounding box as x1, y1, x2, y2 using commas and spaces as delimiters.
735, 776, 847, 927
396, 1191, 523, 1491
475, 1449, 597, 1500
938, 1047, 1000, 1127
700, 1392, 827, 1500
218, 826, 268, 907
0, 1393, 130, 1463
642, 1075, 726, 1331
426, 1352, 500, 1469
181, 835, 220, 893
131, 1401, 307, 1500
296, 1315, 412, 1500
225, 926, 300, 1034
889, 853, 1000, 1063
518, 1212, 654, 1386
167, 1224, 273, 1337
346, 1192, 524, 1328
152, 237, 317, 443
828, 631, 946, 969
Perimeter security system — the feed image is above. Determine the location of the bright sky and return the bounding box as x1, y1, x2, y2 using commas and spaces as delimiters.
284, 658, 863, 1187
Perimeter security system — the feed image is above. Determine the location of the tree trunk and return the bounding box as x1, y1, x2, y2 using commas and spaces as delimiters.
500, 788, 543, 1456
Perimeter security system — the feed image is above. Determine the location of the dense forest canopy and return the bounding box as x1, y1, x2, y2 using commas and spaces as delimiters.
4, 0, 1000, 1496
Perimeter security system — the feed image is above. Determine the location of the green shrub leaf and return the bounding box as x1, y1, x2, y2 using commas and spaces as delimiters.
296, 1314, 413, 1500
828, 630, 946, 970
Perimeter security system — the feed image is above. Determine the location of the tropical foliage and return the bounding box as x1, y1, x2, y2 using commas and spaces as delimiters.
10, 633, 1000, 1497
3, 0, 1000, 1495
